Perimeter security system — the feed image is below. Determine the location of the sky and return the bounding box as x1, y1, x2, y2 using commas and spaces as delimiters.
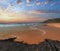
0, 0, 60, 23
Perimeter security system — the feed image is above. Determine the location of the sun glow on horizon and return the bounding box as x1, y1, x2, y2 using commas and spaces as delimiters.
0, 7, 47, 23
0, 8, 26, 22
1, 14, 12, 21
0, 11, 13, 22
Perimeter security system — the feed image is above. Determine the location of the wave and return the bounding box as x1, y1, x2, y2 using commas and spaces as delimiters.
0, 22, 43, 27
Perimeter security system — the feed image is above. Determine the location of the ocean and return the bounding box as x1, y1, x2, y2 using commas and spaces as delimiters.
0, 22, 43, 27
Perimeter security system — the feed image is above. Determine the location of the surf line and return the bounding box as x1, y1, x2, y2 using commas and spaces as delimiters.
29, 26, 46, 36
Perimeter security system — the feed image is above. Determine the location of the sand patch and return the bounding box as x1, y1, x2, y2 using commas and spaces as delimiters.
47, 23, 60, 28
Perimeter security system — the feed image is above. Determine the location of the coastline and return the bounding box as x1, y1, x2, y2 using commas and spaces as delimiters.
0, 23, 60, 44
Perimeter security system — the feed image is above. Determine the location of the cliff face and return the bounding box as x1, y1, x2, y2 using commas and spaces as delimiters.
0, 37, 60, 51
43, 18, 60, 23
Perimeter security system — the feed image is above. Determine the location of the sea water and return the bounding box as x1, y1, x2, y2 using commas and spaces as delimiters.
0, 22, 43, 27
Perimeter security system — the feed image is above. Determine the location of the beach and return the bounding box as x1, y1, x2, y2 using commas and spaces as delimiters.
0, 23, 60, 44
47, 23, 60, 28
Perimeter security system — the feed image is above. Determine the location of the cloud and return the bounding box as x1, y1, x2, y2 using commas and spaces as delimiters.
8, 2, 14, 7
35, 0, 48, 6
0, 8, 47, 23
44, 2, 48, 5
16, 0, 22, 4
26, 3, 34, 6
36, 1, 41, 5
28, 10, 45, 14
28, 10, 60, 15
51, 1, 60, 6
26, 0, 31, 3
46, 0, 53, 2
0, 0, 5, 2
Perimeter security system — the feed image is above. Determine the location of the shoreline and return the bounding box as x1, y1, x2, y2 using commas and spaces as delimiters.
0, 23, 60, 44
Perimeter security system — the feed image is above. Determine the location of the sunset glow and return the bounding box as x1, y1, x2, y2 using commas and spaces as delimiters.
0, 0, 60, 23
1, 14, 11, 21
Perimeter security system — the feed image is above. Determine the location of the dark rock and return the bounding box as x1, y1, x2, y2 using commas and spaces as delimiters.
0, 38, 60, 51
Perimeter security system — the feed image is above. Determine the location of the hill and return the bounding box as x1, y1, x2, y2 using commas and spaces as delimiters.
43, 18, 60, 23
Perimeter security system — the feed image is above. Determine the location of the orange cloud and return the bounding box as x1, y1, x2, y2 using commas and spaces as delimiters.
28, 10, 46, 14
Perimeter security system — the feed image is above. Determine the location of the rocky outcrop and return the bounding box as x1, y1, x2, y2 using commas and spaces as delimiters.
0, 38, 60, 51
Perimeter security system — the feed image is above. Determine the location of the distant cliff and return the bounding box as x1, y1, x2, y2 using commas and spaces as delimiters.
0, 37, 60, 51
43, 18, 60, 23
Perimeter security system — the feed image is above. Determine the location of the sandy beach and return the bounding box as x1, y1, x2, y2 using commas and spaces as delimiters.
0, 23, 60, 44
47, 23, 60, 28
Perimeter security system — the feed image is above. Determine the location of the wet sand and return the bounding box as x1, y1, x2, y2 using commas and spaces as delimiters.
0, 24, 60, 44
